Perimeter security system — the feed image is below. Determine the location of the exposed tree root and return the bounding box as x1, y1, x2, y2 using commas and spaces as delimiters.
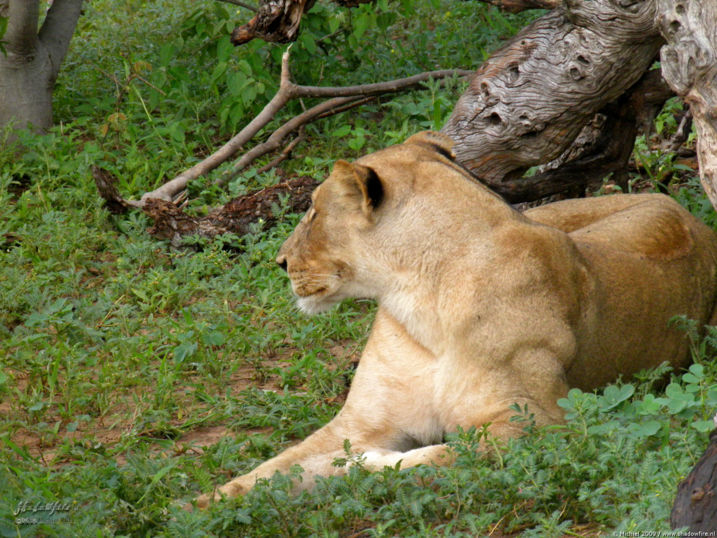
144, 176, 318, 246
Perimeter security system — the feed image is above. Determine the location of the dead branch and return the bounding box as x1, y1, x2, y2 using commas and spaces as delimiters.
441, 1, 665, 202
256, 128, 305, 174
93, 166, 128, 214
231, 0, 318, 45
217, 0, 259, 13
132, 49, 471, 206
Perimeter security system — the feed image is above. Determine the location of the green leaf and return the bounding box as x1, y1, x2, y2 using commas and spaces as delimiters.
348, 135, 365, 151
664, 383, 694, 413
29, 401, 46, 412
599, 384, 634, 412
301, 32, 318, 55
173, 342, 197, 363
168, 123, 185, 143
159, 43, 175, 67
352, 12, 370, 41
216, 35, 233, 63
210, 61, 228, 84
331, 125, 352, 138
229, 102, 245, 127
237, 59, 253, 75
227, 72, 245, 97
137, 461, 178, 503
627, 420, 661, 438
0, 16, 7, 55
635, 394, 663, 415
203, 330, 225, 347
131, 288, 149, 303
587, 420, 620, 435
328, 15, 341, 34
690, 420, 715, 433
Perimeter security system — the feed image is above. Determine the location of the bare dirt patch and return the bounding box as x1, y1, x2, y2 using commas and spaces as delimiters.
1, 357, 292, 467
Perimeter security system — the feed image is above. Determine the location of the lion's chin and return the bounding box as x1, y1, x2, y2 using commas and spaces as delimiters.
296, 295, 338, 315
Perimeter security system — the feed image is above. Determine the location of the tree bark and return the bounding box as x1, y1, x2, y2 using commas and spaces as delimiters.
442, 0, 665, 198
497, 69, 674, 202
671, 424, 717, 532
657, 0, 717, 208
0, 0, 83, 137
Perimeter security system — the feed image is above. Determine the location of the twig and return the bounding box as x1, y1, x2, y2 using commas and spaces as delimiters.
138, 50, 297, 204
132, 50, 472, 205
219, 96, 373, 184
133, 74, 168, 97
315, 96, 375, 119
216, 0, 259, 12
480, 0, 557, 13
256, 129, 306, 174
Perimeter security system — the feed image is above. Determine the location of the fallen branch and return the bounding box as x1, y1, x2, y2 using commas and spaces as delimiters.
132, 49, 471, 206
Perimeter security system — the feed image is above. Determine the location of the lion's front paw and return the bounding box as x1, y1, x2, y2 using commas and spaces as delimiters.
190, 492, 214, 511
190, 481, 249, 510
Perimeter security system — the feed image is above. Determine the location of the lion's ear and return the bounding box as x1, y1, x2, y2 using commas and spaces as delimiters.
405, 131, 456, 160
332, 160, 383, 217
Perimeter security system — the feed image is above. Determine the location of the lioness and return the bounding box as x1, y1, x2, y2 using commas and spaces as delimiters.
195, 131, 717, 507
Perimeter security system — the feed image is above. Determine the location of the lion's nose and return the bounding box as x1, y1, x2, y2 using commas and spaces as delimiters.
276, 254, 288, 272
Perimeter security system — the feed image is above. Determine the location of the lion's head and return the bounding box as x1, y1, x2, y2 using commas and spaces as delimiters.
275, 131, 498, 314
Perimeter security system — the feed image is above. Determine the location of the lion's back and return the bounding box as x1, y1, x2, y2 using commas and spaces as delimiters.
568, 194, 712, 262
552, 194, 717, 390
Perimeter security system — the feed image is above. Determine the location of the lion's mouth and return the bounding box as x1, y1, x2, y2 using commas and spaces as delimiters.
299, 285, 327, 297
292, 282, 342, 314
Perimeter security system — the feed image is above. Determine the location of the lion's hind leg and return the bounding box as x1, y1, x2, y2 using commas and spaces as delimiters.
355, 418, 532, 474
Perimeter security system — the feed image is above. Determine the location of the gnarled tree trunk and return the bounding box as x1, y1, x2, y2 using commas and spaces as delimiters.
441, 0, 716, 205
441, 0, 666, 201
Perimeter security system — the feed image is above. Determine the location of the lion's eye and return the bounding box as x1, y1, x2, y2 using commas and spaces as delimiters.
308, 208, 317, 222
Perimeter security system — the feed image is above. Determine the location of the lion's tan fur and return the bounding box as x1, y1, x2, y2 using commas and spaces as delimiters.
195, 132, 717, 507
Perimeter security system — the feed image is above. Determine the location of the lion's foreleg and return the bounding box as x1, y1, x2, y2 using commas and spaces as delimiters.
193, 418, 355, 508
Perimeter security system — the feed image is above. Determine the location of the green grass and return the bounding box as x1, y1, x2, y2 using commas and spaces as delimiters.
1, 0, 717, 536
